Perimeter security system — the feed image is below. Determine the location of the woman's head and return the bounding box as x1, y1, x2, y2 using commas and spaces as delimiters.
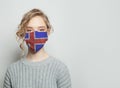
16, 8, 53, 54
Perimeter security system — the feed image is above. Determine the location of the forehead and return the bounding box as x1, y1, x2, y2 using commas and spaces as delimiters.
27, 16, 46, 27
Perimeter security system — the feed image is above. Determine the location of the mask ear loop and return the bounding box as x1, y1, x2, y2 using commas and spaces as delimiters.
20, 37, 26, 58
21, 32, 28, 58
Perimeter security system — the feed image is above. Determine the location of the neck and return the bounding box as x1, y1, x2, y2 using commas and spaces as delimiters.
26, 47, 49, 62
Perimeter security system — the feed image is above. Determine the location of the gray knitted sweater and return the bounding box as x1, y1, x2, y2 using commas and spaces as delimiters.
3, 55, 72, 88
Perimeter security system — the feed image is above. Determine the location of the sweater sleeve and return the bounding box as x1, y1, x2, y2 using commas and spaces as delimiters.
3, 67, 12, 88
56, 64, 72, 88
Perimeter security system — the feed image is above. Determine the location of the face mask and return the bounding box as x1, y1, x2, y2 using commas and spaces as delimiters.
24, 31, 48, 53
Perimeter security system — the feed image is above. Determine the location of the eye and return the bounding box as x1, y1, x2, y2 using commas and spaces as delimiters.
26, 27, 33, 32
39, 29, 45, 31
26, 30, 32, 32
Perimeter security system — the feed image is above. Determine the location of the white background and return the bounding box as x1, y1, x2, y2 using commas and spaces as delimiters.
0, 0, 120, 88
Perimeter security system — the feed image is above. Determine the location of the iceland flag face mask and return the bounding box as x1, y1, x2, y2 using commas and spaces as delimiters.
24, 31, 48, 53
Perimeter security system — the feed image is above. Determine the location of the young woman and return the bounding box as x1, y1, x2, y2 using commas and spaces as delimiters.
3, 8, 72, 88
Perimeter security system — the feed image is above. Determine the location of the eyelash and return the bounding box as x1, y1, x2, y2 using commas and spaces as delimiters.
39, 29, 45, 31
27, 30, 31, 31
26, 29, 45, 32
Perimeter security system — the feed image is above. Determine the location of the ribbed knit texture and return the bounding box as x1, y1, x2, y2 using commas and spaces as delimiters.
3, 55, 72, 88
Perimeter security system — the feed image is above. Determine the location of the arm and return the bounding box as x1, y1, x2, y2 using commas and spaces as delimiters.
56, 64, 72, 88
3, 67, 12, 88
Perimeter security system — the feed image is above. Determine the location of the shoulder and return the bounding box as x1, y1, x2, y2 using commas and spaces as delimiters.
6, 59, 22, 72
51, 56, 71, 82
50, 56, 69, 72
51, 56, 67, 66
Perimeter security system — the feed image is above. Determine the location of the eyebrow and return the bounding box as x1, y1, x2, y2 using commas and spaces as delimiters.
26, 26, 46, 28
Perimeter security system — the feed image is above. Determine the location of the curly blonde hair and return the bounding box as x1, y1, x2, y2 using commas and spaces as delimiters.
16, 8, 53, 55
